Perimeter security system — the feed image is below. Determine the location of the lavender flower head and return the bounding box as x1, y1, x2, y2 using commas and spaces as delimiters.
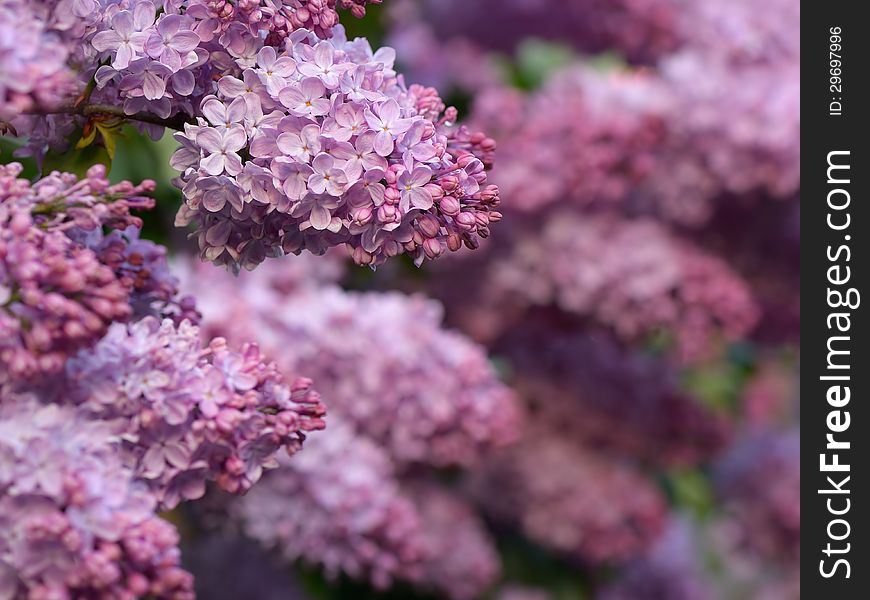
64, 316, 326, 509
172, 26, 501, 270
0, 397, 193, 599
184, 260, 520, 467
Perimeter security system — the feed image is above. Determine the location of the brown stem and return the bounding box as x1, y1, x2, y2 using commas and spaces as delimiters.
25, 103, 192, 131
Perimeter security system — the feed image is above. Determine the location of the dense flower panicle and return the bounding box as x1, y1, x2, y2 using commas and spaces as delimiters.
471, 430, 667, 566
658, 54, 800, 202
172, 27, 501, 270
1, 163, 156, 235
184, 261, 520, 467
0, 398, 194, 600
4, 0, 381, 161
0, 0, 77, 122
64, 317, 326, 509
0, 162, 170, 381
488, 214, 759, 362
713, 429, 800, 565
0, 206, 131, 382
92, 226, 202, 323
238, 419, 425, 589
471, 69, 671, 219
502, 328, 730, 467
673, 0, 799, 66
409, 485, 501, 600
473, 62, 798, 226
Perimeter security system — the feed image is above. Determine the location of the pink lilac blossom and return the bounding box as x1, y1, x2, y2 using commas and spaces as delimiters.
237, 419, 425, 589
408, 484, 501, 600
91, 226, 202, 323
0, 163, 196, 323
487, 214, 759, 362
0, 205, 131, 383
501, 327, 731, 467
172, 27, 501, 270
0, 0, 77, 122
471, 429, 667, 566
473, 61, 798, 226
0, 397, 194, 600
4, 0, 380, 163
64, 316, 326, 509
657, 54, 800, 202
184, 261, 520, 467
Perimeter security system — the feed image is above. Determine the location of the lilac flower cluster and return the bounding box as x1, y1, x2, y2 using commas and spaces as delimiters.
488, 214, 759, 362
0, 162, 171, 381
1, 202, 130, 382
409, 484, 502, 600
238, 419, 503, 599
4, 0, 383, 162
471, 429, 667, 566
64, 316, 326, 509
0, 397, 194, 599
184, 259, 520, 467
92, 226, 202, 323
238, 419, 425, 589
172, 27, 501, 269
471, 68, 671, 219
0, 0, 77, 122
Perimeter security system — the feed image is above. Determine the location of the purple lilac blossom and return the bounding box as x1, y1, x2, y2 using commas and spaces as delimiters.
4, 0, 381, 162
64, 316, 326, 509
485, 214, 759, 363
408, 484, 502, 600
171, 27, 502, 270
471, 428, 667, 566
0, 163, 197, 323
0, 171, 136, 381
182, 259, 520, 468
0, 396, 194, 599
0, 0, 77, 122
237, 418, 425, 589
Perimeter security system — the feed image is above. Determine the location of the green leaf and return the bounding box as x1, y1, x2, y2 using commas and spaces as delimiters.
43, 143, 111, 178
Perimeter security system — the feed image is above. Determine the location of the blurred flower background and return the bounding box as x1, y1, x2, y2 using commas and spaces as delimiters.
1, 0, 799, 599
